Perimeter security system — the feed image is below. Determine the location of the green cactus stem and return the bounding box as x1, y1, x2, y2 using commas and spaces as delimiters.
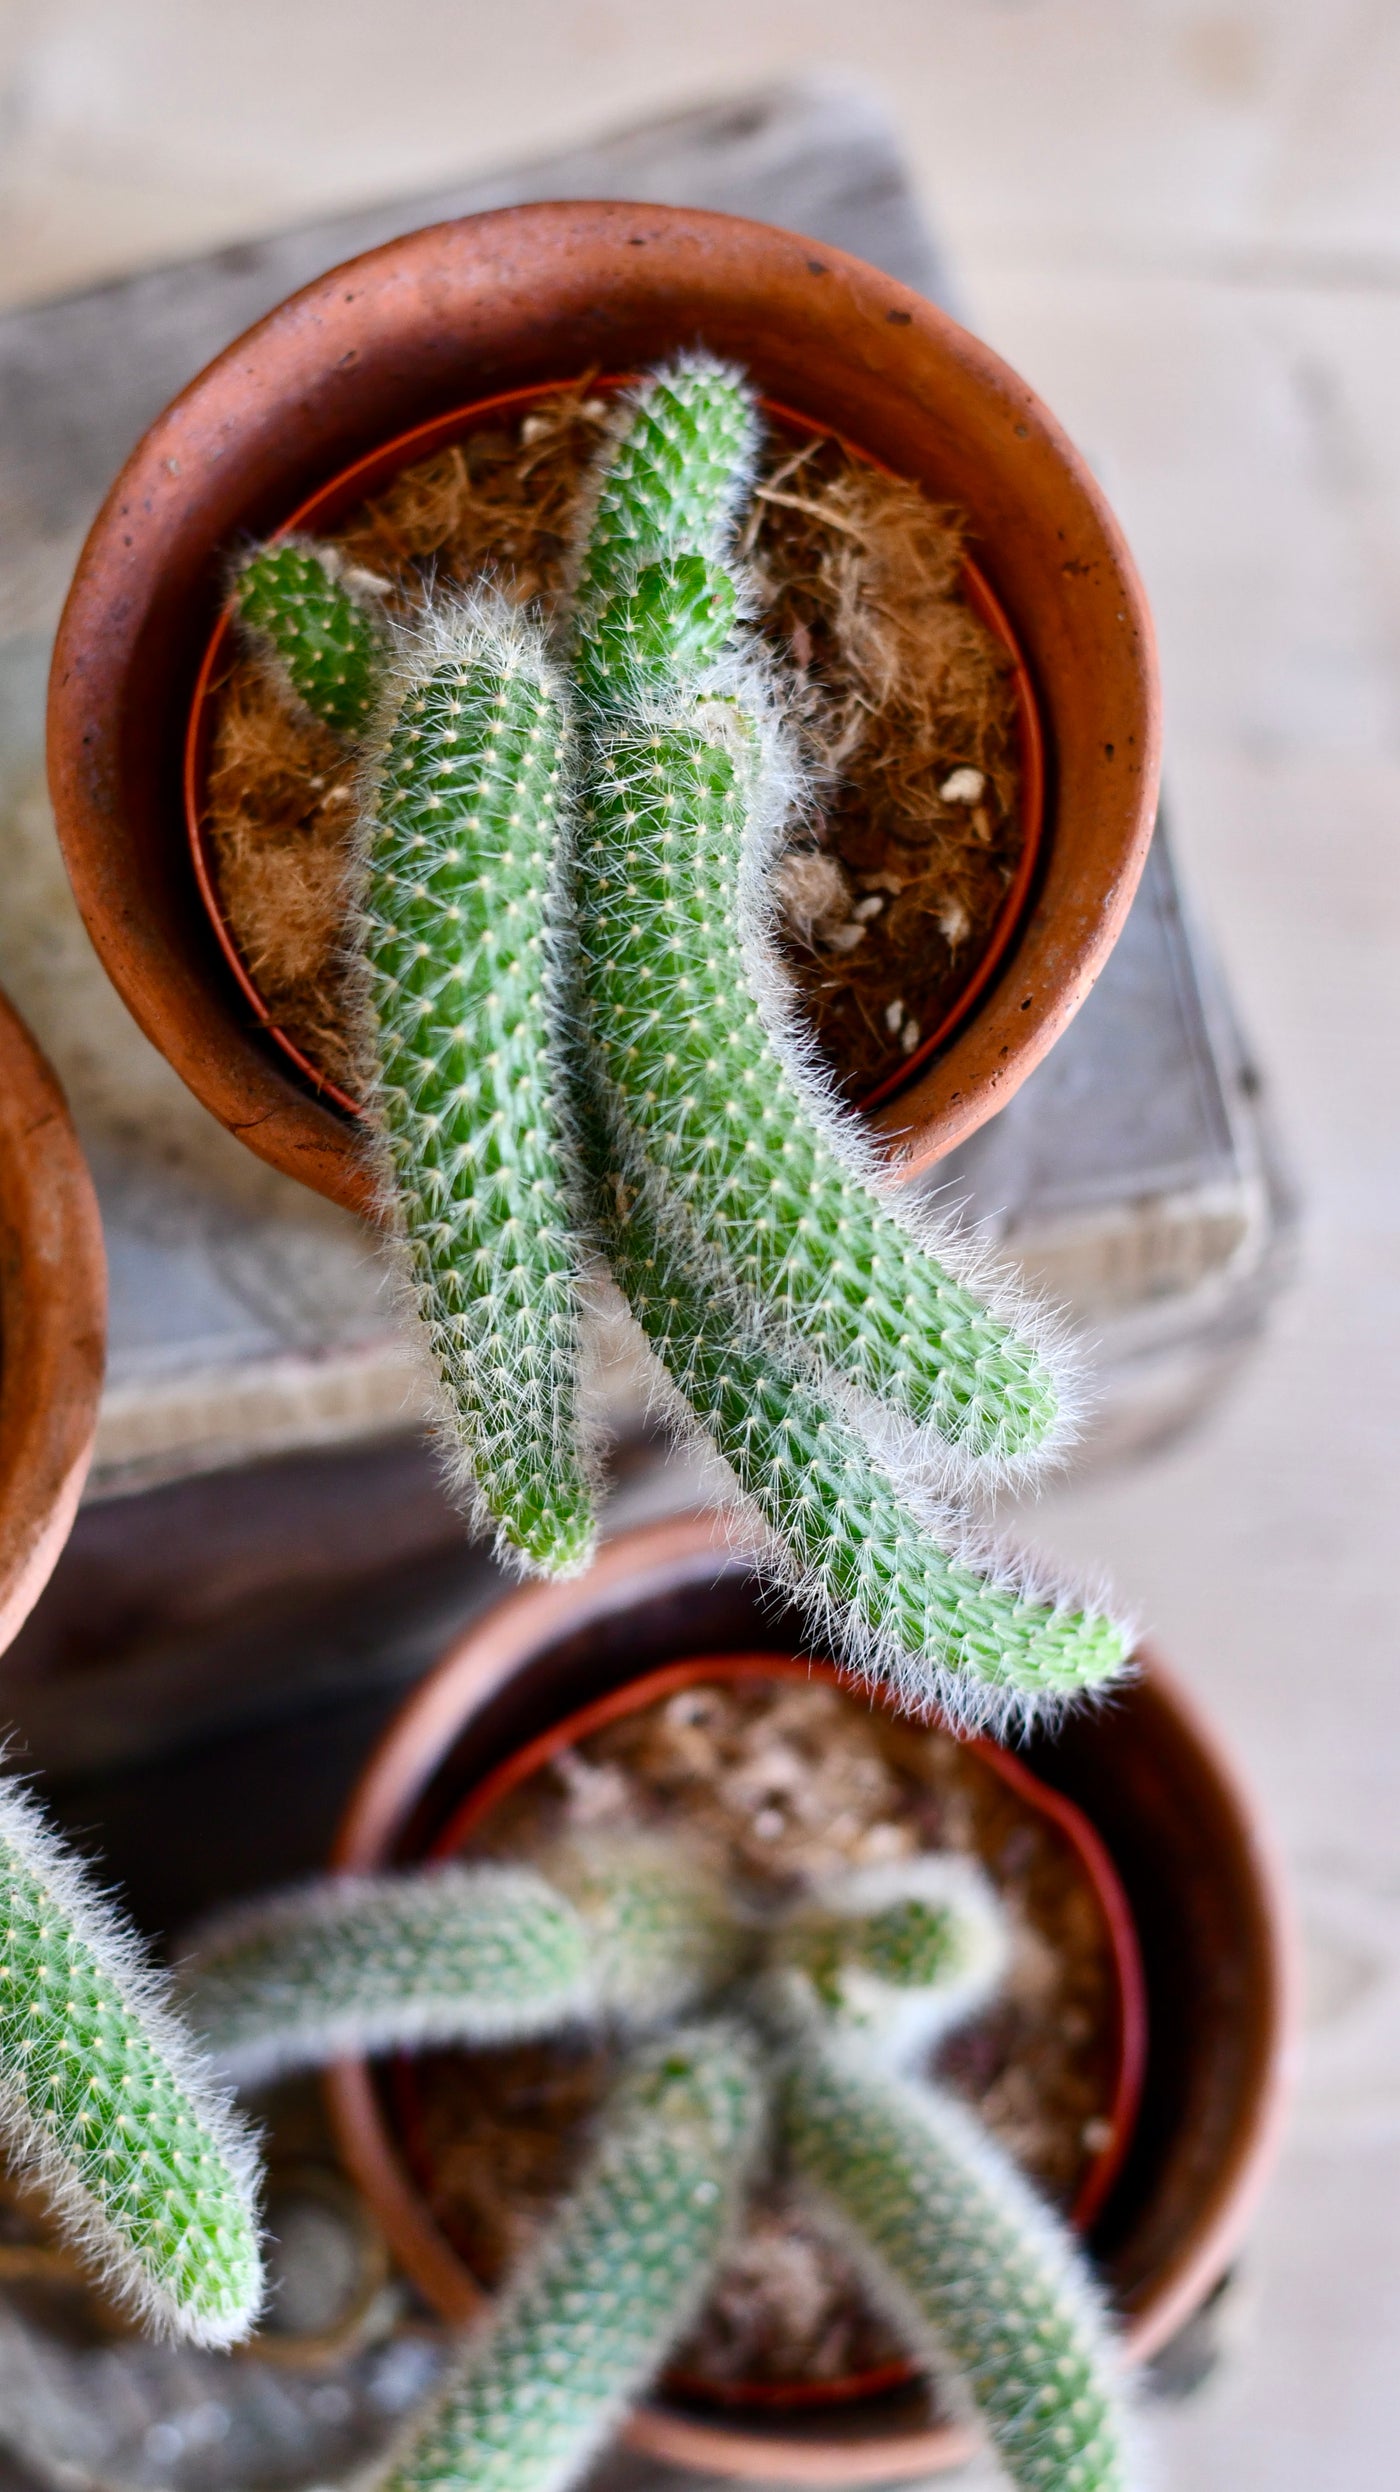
569, 358, 1073, 1482
577, 647, 1069, 1486
575, 355, 760, 613
767, 1857, 1010, 2062
357, 596, 598, 1579
179, 1864, 595, 2087
579, 1090, 1130, 1733
235, 536, 387, 736
179, 1843, 742, 2086
786, 2039, 1132, 2492
0, 1774, 262, 2348
378, 2022, 767, 2492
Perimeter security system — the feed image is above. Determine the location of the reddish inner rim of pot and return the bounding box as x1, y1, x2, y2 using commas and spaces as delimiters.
389, 1651, 1144, 2412
184, 376, 1046, 1125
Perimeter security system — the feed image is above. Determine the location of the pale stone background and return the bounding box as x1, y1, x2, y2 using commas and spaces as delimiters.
1, 3, 1398, 2485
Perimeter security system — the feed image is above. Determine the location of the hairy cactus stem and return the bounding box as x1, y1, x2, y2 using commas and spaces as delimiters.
574, 1076, 1130, 1734
0, 1775, 262, 2347
235, 535, 388, 736
356, 595, 599, 1578
570, 363, 1074, 1487
786, 2037, 1134, 2492
178, 1841, 742, 2086
378, 2022, 767, 2492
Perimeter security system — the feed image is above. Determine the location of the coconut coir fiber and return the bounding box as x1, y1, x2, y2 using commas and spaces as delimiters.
203, 384, 1024, 1102
394, 1674, 1122, 2401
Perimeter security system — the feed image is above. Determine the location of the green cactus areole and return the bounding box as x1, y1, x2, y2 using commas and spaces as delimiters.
0, 1780, 261, 2348
359, 601, 597, 1579
235, 536, 386, 736
381, 2023, 767, 2492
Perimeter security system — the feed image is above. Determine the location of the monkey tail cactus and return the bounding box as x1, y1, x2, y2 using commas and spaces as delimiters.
379, 2021, 767, 2492
0, 1772, 262, 2348
576, 1088, 1131, 1732
786, 2039, 1133, 2492
235, 535, 387, 736
356, 592, 600, 1579
571, 362, 1077, 1488
178, 1863, 596, 2087
179, 1840, 741, 2085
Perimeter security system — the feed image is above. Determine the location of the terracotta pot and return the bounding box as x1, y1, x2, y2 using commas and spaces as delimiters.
49, 201, 1160, 1220
325, 1515, 1292, 2486
0, 993, 106, 1655
386, 1648, 1145, 2416
179, 380, 1047, 1126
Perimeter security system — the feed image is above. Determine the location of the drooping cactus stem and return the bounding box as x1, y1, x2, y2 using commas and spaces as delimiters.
180, 1842, 743, 2085
378, 2023, 767, 2492
786, 2040, 1133, 2492
178, 1864, 596, 2087
570, 357, 1069, 1479
0, 1775, 262, 2348
235, 535, 386, 736
359, 597, 597, 1578
578, 1091, 1129, 1731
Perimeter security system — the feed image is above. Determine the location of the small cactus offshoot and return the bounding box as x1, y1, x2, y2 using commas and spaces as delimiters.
0, 1772, 262, 2347
227, 350, 1131, 1718
235, 535, 386, 736
181, 1835, 1135, 2492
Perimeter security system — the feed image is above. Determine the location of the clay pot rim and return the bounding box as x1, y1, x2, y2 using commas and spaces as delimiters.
387, 1644, 1143, 2411
183, 373, 1045, 1127
48, 200, 1160, 1217
323, 1514, 1294, 2484
0, 993, 106, 1657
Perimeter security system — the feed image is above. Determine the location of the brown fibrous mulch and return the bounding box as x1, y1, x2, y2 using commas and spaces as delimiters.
397, 1674, 1121, 2401
203, 382, 1024, 1102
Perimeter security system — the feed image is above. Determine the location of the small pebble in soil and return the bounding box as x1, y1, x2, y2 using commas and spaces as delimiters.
822, 922, 867, 955
940, 766, 987, 804
851, 893, 885, 922
884, 997, 905, 1034
900, 1019, 922, 1055
937, 899, 972, 947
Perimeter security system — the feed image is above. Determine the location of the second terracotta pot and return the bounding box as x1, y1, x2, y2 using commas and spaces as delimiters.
49, 201, 1159, 1220
325, 1515, 1290, 2486
0, 992, 106, 1656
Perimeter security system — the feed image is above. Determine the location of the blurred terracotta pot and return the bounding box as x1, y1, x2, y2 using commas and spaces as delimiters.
49, 201, 1159, 1221
0, 993, 106, 1654
325, 1514, 1292, 2486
